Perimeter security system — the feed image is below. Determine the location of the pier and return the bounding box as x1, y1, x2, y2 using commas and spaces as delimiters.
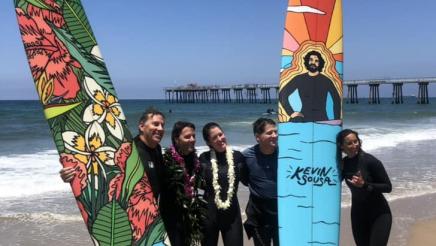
165, 78, 435, 104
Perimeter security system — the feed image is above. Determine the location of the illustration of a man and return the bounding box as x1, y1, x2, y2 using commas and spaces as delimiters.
279, 50, 341, 122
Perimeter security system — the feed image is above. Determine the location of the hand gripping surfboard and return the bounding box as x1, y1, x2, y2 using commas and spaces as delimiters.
13, 1, 168, 245
277, 0, 343, 245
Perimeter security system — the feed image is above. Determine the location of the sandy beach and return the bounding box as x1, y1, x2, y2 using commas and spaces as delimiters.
1, 191, 436, 246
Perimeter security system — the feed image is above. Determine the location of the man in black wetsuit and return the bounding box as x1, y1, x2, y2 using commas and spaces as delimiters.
279, 50, 341, 122
133, 108, 165, 200
241, 118, 279, 246
60, 108, 166, 200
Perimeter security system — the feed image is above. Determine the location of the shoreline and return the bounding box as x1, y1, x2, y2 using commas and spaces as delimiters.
1, 191, 436, 245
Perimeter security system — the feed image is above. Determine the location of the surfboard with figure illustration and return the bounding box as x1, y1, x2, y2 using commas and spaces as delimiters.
277, 0, 343, 245
13, 1, 168, 245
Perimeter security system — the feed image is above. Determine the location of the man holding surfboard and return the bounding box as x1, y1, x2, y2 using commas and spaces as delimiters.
60, 108, 166, 200
241, 118, 279, 246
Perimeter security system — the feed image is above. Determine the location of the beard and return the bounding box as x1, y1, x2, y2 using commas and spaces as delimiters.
307, 64, 319, 73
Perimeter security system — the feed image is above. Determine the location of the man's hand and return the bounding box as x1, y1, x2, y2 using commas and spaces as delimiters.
59, 167, 75, 183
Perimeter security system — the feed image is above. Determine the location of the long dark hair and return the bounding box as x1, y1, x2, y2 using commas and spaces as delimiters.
171, 121, 196, 147
336, 129, 362, 168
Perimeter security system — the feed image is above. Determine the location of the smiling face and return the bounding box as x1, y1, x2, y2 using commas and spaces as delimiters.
175, 126, 196, 155
256, 123, 278, 154
138, 114, 165, 148
207, 126, 227, 153
341, 133, 361, 158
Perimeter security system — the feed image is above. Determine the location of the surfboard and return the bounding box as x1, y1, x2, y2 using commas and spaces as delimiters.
13, 1, 167, 245
277, 0, 343, 245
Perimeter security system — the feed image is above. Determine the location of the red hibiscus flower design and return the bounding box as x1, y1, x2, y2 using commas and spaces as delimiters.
108, 143, 131, 201
60, 153, 87, 197
127, 176, 159, 242
17, 6, 81, 100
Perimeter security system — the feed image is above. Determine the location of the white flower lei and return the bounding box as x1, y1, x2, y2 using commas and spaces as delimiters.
210, 146, 235, 210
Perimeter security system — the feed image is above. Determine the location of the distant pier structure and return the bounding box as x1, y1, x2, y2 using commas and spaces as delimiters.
165, 78, 434, 104
165, 83, 278, 104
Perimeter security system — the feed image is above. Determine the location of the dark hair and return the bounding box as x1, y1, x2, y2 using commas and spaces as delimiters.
202, 122, 222, 143
171, 121, 195, 146
336, 129, 362, 164
252, 118, 276, 136
303, 50, 325, 72
137, 107, 165, 134
138, 107, 165, 124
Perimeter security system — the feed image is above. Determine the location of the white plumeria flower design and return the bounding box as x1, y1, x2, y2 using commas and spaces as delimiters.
63, 121, 116, 184
83, 76, 126, 141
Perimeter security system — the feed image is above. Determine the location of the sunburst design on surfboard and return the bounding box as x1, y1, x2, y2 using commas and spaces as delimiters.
277, 0, 343, 245
279, 0, 343, 123
13, 0, 168, 245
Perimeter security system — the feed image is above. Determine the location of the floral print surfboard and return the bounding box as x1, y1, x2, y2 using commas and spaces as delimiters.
13, 1, 168, 245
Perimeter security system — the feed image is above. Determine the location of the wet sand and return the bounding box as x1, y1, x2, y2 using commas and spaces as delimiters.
2, 191, 436, 245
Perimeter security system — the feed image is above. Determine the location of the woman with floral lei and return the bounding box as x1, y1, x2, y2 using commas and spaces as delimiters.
160, 121, 207, 246
199, 122, 244, 246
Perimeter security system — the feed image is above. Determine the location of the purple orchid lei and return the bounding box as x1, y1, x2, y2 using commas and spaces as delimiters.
169, 145, 201, 199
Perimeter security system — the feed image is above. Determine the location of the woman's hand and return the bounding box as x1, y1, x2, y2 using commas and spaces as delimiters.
59, 167, 75, 183
347, 171, 365, 188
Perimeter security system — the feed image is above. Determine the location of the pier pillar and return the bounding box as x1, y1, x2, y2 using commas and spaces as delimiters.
222, 88, 232, 103
246, 87, 257, 103
234, 88, 244, 103
260, 88, 271, 104
417, 82, 429, 104
392, 83, 404, 104
347, 84, 359, 104
368, 83, 380, 104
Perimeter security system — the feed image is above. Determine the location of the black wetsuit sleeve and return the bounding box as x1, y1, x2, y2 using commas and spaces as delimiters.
239, 154, 249, 187
330, 86, 341, 120
366, 158, 392, 193
279, 78, 299, 116
199, 152, 208, 190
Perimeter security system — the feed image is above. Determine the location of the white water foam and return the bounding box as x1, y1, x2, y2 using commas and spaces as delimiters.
0, 150, 70, 198
360, 126, 436, 151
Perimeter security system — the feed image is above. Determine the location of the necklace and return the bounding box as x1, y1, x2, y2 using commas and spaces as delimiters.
210, 146, 235, 210
169, 145, 200, 199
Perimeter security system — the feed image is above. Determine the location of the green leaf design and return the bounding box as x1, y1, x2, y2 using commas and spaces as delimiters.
137, 217, 167, 246
15, 0, 28, 10
121, 142, 144, 204
63, 0, 97, 52
24, 0, 54, 10
51, 27, 117, 96
92, 199, 132, 246
44, 102, 82, 119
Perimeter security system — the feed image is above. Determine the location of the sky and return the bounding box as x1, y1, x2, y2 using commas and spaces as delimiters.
1, 0, 436, 99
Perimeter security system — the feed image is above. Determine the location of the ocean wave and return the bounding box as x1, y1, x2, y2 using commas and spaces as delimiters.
360, 127, 436, 151
0, 212, 82, 222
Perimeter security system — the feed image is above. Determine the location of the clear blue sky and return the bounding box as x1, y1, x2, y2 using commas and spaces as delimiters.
1, 0, 435, 99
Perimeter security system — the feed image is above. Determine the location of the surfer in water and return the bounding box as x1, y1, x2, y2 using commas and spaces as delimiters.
337, 129, 392, 246
199, 122, 244, 246
279, 50, 341, 122
241, 118, 279, 246
160, 121, 207, 246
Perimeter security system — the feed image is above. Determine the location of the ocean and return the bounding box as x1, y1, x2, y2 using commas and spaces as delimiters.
1, 98, 435, 245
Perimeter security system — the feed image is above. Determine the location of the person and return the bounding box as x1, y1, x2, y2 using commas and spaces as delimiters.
337, 129, 392, 246
199, 122, 244, 246
241, 118, 279, 246
160, 121, 207, 246
59, 108, 165, 200
279, 50, 341, 122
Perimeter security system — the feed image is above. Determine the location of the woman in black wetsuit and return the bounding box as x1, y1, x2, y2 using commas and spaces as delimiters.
199, 122, 244, 246
160, 121, 207, 246
337, 129, 392, 246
